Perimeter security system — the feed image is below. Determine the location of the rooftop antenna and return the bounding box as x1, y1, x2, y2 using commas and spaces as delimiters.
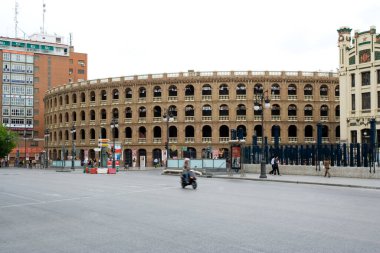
69, 32, 72, 46
42, 1, 46, 34
14, 1, 19, 38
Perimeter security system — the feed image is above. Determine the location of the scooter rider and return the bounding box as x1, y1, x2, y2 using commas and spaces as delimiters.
182, 158, 191, 183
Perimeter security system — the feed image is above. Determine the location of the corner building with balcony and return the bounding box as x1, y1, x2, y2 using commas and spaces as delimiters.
44, 70, 339, 167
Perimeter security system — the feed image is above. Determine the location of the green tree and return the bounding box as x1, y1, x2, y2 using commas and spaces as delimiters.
0, 125, 17, 158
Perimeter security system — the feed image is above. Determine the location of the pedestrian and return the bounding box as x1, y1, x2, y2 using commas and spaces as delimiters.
269, 156, 276, 175
182, 158, 191, 183
273, 156, 281, 175
323, 158, 331, 178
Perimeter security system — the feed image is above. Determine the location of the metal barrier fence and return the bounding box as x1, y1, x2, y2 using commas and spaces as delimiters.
242, 143, 379, 169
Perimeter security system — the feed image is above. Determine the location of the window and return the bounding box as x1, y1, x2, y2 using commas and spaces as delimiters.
351, 131, 357, 143
378, 91, 380, 109
351, 73, 355, 87
377, 70, 380, 84
351, 94, 355, 111
78, 69, 85, 74
3, 53, 11, 61
362, 92, 371, 110
2, 84, 10, 94
2, 107, 10, 116
361, 72, 370, 86
34, 77, 39, 84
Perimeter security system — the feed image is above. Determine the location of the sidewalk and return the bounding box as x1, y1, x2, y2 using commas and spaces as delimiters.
212, 173, 380, 190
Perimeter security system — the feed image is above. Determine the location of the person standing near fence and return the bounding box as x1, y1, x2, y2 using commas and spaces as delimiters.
273, 156, 281, 175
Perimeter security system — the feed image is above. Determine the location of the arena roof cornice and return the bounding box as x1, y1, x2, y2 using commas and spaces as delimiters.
45, 70, 338, 96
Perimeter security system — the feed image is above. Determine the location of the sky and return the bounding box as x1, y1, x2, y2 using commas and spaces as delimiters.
0, 0, 379, 80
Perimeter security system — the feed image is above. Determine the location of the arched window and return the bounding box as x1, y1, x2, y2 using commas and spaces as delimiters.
59, 114, 63, 123
185, 105, 194, 116
65, 95, 69, 105
80, 92, 85, 103
139, 126, 147, 138
335, 105, 340, 117
335, 85, 340, 97
219, 125, 229, 138
112, 108, 119, 119
236, 104, 246, 116
304, 105, 313, 116
288, 104, 297, 116
125, 88, 132, 99
72, 111, 77, 122
139, 107, 146, 118
54, 98, 57, 107
236, 83, 246, 95
112, 89, 119, 100
65, 130, 69, 140
59, 96, 63, 106
320, 105, 328, 116
219, 84, 229, 95
185, 85, 194, 96
153, 86, 161, 97
72, 93, 77, 104
336, 126, 340, 138
219, 104, 229, 116
305, 125, 313, 137
202, 105, 212, 116
59, 131, 62, 141
153, 106, 161, 117
90, 91, 96, 102
320, 85, 328, 96
271, 83, 280, 96
101, 109, 107, 119
202, 125, 212, 137
254, 83, 263, 95
202, 84, 212, 95
125, 107, 132, 118
271, 104, 280, 116
168, 85, 177, 97
168, 105, 177, 117
288, 84, 297, 96
90, 110, 95, 121
101, 128, 107, 139
185, 126, 195, 138
101, 90, 107, 100
125, 127, 132, 138
288, 125, 297, 138
90, 128, 96, 139
81, 111, 85, 121
139, 87, 146, 98
80, 129, 85, 140
304, 84, 313, 96
65, 112, 69, 122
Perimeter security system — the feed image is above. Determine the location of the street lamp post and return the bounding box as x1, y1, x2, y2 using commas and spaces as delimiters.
24, 129, 27, 168
111, 118, 119, 169
44, 129, 50, 168
163, 109, 174, 168
70, 125, 76, 170
254, 89, 270, 179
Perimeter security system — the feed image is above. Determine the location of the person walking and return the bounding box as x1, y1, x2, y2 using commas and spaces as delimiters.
273, 156, 281, 175
323, 158, 331, 178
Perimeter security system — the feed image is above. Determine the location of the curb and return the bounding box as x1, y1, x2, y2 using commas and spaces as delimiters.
212, 176, 380, 190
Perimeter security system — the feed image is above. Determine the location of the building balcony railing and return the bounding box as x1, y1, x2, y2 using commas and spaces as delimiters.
288, 116, 297, 121
236, 115, 246, 121
89, 101, 95, 107
185, 96, 194, 101
168, 96, 177, 102
185, 116, 194, 122
90, 120, 95, 125
169, 137, 177, 143
80, 102, 86, 108
320, 116, 328, 122
335, 116, 340, 122
125, 98, 132, 103
236, 95, 246, 100
138, 138, 146, 144
304, 95, 313, 101
185, 137, 195, 143
202, 95, 212, 101
305, 137, 315, 143
322, 137, 329, 143
219, 95, 229, 100
202, 116, 212, 121
80, 140, 85, 145
271, 95, 280, 100
153, 97, 162, 102
270, 137, 281, 143
124, 118, 132, 123
288, 95, 297, 100
89, 140, 96, 145
153, 138, 162, 143
138, 117, 146, 123
271, 115, 281, 121
202, 137, 212, 143
288, 137, 298, 143
112, 99, 119, 105
254, 115, 262, 121
100, 119, 107, 125
320, 96, 328, 101
304, 116, 313, 121
138, 98, 146, 103
124, 138, 132, 144
100, 101, 107, 106
153, 117, 161, 123
80, 121, 86, 126
219, 137, 229, 143
219, 116, 229, 121
335, 96, 340, 101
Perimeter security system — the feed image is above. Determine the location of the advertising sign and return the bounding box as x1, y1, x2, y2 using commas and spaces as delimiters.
231, 146, 241, 170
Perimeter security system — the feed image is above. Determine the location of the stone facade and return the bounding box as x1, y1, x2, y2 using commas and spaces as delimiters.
44, 70, 339, 166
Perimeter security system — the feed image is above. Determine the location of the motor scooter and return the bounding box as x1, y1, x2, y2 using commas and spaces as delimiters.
180, 170, 197, 189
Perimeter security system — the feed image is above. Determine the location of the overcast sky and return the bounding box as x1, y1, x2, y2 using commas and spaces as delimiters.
0, 0, 379, 80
